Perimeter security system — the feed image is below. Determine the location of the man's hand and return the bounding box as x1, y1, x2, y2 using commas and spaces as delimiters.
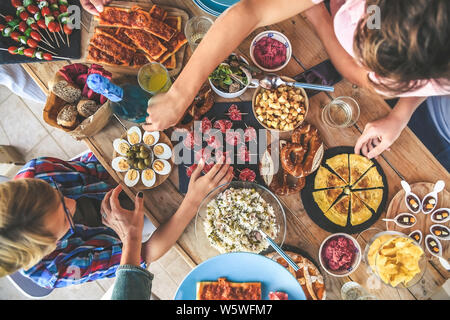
101, 185, 144, 244
185, 158, 234, 207
80, 0, 112, 16
354, 115, 405, 159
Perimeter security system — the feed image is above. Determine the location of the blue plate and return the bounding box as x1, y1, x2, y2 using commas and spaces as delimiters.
192, 0, 228, 16
174, 252, 306, 300
210, 0, 240, 6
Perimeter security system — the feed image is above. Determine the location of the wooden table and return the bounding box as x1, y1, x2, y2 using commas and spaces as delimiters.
21, 0, 449, 300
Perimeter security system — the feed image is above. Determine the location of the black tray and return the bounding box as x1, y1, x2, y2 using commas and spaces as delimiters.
301, 146, 388, 234
176, 101, 266, 194
0, 0, 81, 64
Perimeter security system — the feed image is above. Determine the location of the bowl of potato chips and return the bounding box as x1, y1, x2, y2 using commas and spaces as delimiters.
364, 231, 426, 288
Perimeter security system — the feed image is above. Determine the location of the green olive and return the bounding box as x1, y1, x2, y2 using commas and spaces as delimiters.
138, 161, 146, 170
144, 158, 151, 166
140, 146, 146, 152
139, 151, 149, 159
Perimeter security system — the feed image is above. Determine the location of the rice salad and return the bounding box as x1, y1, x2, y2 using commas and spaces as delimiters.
204, 188, 279, 253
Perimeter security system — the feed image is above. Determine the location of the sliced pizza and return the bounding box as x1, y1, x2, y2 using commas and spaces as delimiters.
325, 194, 349, 227
353, 189, 383, 213
90, 31, 136, 65
123, 29, 167, 60
149, 4, 167, 20
349, 154, 374, 185
350, 193, 372, 226
314, 166, 347, 190
351, 166, 384, 189
196, 277, 261, 300
313, 188, 343, 214
326, 154, 349, 183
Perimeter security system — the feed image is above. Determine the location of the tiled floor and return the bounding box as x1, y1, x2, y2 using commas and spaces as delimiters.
0, 85, 193, 300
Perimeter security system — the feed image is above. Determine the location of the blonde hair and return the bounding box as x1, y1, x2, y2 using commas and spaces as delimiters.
0, 179, 59, 276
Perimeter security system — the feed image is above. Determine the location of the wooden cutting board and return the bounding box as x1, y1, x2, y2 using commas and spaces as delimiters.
386, 182, 449, 259
81, 1, 189, 76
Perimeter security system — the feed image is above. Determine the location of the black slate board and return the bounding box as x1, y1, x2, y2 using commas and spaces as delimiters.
0, 0, 81, 64
301, 146, 388, 234
176, 101, 266, 194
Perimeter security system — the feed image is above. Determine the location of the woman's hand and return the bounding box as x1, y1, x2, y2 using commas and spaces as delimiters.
101, 185, 144, 244
185, 159, 234, 207
354, 114, 405, 159
80, 0, 112, 16
143, 88, 189, 132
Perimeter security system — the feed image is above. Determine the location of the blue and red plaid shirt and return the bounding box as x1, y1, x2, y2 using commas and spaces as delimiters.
14, 152, 145, 289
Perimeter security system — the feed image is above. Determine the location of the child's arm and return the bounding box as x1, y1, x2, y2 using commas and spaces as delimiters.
143, 0, 318, 132
140, 161, 234, 264
354, 96, 427, 159
302, 3, 369, 88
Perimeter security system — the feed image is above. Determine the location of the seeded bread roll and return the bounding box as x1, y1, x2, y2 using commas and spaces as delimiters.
77, 99, 99, 118
51, 79, 82, 103
57, 104, 79, 128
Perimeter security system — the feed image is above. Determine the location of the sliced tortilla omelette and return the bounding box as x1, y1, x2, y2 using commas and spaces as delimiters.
326, 154, 350, 183
349, 154, 374, 185
324, 195, 349, 227
352, 189, 383, 213
351, 166, 384, 189
350, 193, 373, 226
314, 166, 347, 190
313, 188, 344, 214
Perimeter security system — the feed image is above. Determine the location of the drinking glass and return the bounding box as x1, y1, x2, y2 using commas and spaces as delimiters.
138, 62, 172, 95
184, 16, 214, 51
322, 96, 360, 128
341, 281, 378, 300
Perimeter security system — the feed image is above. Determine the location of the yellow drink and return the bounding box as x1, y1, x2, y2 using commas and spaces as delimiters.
138, 63, 172, 94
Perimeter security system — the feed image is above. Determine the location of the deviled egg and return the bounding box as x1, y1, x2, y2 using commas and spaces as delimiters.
112, 157, 130, 172
113, 138, 131, 156
142, 169, 156, 188
143, 131, 160, 146
124, 169, 140, 187
153, 143, 172, 160
127, 126, 142, 145
153, 159, 171, 175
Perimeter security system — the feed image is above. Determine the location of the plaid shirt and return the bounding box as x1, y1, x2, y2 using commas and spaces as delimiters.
14, 153, 145, 289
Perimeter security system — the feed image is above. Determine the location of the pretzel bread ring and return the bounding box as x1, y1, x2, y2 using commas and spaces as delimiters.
290, 123, 323, 176
281, 142, 306, 177
271, 169, 306, 196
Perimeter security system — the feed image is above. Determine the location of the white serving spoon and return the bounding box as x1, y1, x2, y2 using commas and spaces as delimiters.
430, 208, 450, 224
425, 234, 450, 271
401, 180, 421, 214
430, 224, 450, 241
409, 230, 423, 245
383, 213, 417, 228
422, 180, 445, 214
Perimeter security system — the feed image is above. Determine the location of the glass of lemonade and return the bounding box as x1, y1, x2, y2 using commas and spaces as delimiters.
184, 16, 214, 51
322, 96, 360, 128
138, 62, 172, 95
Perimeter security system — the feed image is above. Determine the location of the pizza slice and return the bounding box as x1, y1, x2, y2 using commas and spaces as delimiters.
163, 54, 176, 69
90, 30, 136, 65
164, 15, 182, 31
157, 31, 187, 63
351, 166, 384, 189
123, 29, 167, 60
349, 154, 374, 185
149, 4, 167, 20
314, 166, 347, 190
326, 154, 350, 183
352, 189, 383, 213
87, 45, 124, 67
313, 188, 344, 214
197, 277, 261, 300
132, 52, 152, 67
350, 193, 372, 226
325, 194, 349, 227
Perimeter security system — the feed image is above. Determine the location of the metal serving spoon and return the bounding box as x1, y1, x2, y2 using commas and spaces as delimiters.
256, 230, 300, 272
259, 74, 335, 92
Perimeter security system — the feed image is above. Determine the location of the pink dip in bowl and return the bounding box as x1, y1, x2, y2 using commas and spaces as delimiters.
321, 235, 357, 271
253, 36, 287, 69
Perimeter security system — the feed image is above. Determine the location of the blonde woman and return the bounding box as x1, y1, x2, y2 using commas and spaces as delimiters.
0, 153, 233, 288
144, 0, 449, 164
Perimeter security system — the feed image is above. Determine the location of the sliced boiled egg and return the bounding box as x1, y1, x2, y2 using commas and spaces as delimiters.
124, 169, 140, 187
153, 143, 172, 160
153, 159, 171, 175
143, 131, 160, 146
127, 126, 142, 145
113, 138, 130, 156
142, 169, 156, 188
112, 156, 130, 172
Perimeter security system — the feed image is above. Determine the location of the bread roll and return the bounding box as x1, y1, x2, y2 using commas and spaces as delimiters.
57, 104, 78, 128
77, 99, 99, 118
51, 78, 81, 103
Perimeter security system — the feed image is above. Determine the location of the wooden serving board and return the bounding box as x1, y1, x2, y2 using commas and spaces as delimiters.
112, 127, 174, 190
386, 182, 449, 259
82, 1, 189, 76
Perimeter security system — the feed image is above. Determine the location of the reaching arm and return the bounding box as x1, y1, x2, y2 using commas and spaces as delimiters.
302, 3, 369, 87
143, 0, 318, 132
